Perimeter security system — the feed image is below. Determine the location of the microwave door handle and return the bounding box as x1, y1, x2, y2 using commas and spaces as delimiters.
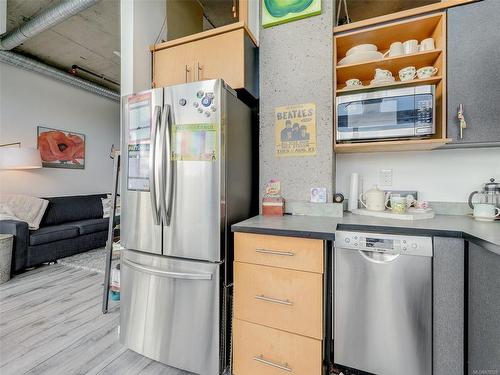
159, 104, 169, 225
149, 105, 161, 225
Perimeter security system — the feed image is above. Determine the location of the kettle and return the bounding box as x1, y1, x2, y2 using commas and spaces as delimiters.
468, 178, 500, 209
359, 186, 386, 212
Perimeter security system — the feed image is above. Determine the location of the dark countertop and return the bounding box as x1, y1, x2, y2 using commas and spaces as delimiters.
232, 214, 500, 255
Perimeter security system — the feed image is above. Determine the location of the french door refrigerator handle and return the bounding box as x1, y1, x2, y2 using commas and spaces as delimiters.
159, 104, 170, 225
123, 258, 213, 280
149, 105, 161, 225
163, 103, 174, 226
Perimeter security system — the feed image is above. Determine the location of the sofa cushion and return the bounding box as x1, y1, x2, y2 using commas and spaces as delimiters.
30, 224, 79, 246
40, 194, 107, 227
69, 218, 109, 235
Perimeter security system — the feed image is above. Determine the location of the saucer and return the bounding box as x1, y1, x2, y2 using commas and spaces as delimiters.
471, 215, 499, 222
370, 77, 395, 86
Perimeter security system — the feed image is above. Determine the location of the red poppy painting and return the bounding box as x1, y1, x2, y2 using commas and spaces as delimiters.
37, 126, 85, 169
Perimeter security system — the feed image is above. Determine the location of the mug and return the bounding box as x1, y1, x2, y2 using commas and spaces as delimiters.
386, 196, 407, 214
473, 203, 500, 220
383, 42, 404, 57
417, 66, 438, 79
399, 66, 417, 81
374, 68, 393, 80
419, 38, 435, 52
346, 78, 363, 87
403, 39, 419, 54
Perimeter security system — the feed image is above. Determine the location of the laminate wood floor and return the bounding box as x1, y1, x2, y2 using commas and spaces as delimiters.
0, 264, 192, 375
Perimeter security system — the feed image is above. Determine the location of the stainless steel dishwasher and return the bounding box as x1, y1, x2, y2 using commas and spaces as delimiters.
333, 231, 433, 375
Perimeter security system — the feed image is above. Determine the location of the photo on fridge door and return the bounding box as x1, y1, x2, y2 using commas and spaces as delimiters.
171, 123, 218, 161
127, 143, 150, 191
128, 93, 152, 143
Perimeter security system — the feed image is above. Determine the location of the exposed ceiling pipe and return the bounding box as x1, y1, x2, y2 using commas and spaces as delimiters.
0, 0, 98, 50
0, 50, 119, 101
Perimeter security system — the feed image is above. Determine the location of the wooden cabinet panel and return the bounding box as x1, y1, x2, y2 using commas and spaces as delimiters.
234, 233, 324, 273
234, 262, 323, 339
153, 42, 195, 87
152, 26, 257, 97
191, 29, 245, 90
447, 0, 500, 144
233, 319, 322, 375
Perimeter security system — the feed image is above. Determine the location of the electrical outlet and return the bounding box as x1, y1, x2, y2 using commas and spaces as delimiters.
379, 169, 393, 186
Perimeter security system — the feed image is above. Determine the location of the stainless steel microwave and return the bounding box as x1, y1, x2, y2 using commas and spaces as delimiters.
336, 85, 436, 142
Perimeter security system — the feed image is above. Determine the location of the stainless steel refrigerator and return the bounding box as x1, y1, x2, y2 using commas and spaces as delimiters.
119, 79, 253, 375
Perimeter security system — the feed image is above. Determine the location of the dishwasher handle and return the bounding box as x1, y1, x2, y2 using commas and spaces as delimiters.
358, 250, 400, 264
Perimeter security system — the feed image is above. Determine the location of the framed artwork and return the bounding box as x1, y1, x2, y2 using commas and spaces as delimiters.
37, 126, 85, 169
275, 102, 317, 157
262, 0, 321, 28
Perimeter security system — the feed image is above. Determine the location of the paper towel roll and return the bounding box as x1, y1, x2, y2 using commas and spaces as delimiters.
348, 173, 359, 212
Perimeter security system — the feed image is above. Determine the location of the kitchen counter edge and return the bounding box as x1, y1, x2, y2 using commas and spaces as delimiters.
231, 214, 500, 256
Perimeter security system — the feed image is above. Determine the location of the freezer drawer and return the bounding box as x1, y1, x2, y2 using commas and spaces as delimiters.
120, 250, 221, 375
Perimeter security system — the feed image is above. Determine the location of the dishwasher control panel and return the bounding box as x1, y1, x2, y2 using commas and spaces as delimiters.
335, 231, 433, 257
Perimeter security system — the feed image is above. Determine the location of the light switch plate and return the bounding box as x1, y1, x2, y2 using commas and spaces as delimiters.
379, 169, 393, 186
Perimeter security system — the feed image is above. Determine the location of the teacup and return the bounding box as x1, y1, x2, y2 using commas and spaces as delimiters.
419, 38, 435, 52
417, 66, 438, 79
399, 66, 417, 81
386, 196, 407, 214
473, 203, 500, 221
403, 39, 419, 54
374, 68, 393, 80
383, 42, 403, 58
346, 78, 363, 87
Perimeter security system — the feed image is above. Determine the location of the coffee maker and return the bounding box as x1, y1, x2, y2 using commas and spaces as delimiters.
468, 178, 500, 209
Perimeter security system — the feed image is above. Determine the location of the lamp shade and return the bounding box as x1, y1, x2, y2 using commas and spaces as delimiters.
0, 147, 42, 169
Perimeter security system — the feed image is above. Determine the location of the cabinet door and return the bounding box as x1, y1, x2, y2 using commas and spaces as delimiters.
153, 42, 195, 87
468, 242, 500, 373
193, 29, 245, 89
447, 0, 500, 144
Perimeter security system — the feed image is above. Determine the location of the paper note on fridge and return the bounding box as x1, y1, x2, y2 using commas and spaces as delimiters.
171, 123, 218, 161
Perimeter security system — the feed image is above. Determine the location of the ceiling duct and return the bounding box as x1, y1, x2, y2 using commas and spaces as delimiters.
0, 50, 119, 101
0, 0, 97, 50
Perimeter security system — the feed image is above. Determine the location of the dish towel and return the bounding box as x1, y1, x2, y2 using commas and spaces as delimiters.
0, 194, 49, 230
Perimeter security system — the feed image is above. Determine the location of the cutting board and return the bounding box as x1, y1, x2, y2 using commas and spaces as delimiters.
352, 208, 435, 221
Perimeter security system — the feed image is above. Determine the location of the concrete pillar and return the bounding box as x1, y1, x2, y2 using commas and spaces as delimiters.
120, 0, 166, 96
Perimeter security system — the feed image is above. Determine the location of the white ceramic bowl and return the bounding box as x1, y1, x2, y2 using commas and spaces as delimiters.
346, 44, 378, 56
338, 51, 384, 66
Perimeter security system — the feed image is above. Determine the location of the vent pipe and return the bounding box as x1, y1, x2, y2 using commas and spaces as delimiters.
0, 51, 119, 101
0, 0, 98, 50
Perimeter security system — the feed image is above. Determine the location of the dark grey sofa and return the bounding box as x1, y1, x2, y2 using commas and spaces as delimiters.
0, 194, 118, 273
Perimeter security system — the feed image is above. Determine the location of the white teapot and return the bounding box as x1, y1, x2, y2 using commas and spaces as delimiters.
359, 186, 386, 212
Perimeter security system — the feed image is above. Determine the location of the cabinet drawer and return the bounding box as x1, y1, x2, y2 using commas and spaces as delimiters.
234, 233, 324, 273
233, 319, 322, 375
234, 262, 323, 339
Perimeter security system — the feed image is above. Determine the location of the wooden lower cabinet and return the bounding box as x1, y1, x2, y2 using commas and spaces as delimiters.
233, 319, 323, 375
234, 262, 323, 339
232, 233, 324, 375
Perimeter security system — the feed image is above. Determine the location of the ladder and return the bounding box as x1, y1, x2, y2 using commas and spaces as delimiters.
102, 150, 120, 314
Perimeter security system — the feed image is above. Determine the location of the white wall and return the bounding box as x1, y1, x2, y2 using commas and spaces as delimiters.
121, 0, 166, 96
0, 62, 120, 197
336, 147, 500, 202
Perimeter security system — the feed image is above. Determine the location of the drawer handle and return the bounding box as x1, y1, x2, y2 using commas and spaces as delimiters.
253, 355, 292, 372
254, 294, 293, 306
255, 248, 295, 257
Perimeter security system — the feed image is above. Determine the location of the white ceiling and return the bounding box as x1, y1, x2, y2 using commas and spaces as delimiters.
4, 0, 120, 90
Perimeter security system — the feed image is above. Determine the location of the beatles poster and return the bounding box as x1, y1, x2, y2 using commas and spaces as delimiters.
275, 103, 316, 157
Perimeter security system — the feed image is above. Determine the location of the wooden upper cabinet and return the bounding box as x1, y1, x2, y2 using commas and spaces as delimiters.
164, 0, 258, 44
152, 26, 258, 98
